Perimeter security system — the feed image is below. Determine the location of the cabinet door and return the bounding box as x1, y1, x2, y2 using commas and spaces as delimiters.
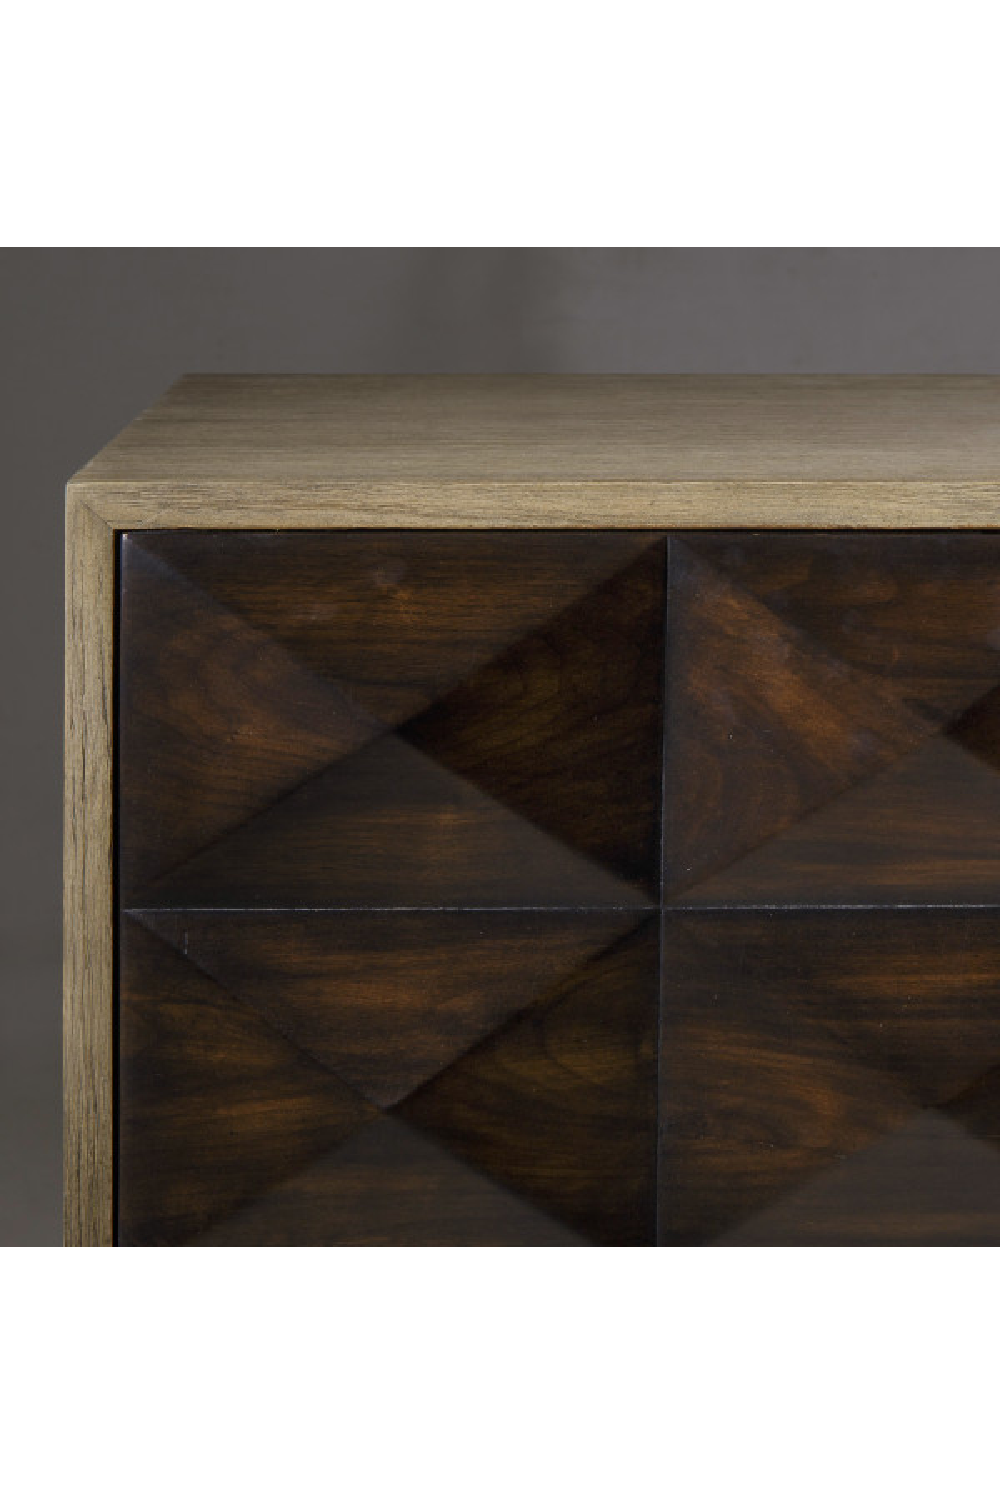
659, 534, 1000, 1244
116, 530, 664, 1245
115, 528, 1000, 1244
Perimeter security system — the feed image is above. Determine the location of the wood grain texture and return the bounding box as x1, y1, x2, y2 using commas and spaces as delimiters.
404, 540, 665, 892
660, 911, 1000, 1245
118, 536, 379, 898
132, 528, 658, 728
662, 539, 930, 899
712, 1112, 1000, 1247
399, 920, 659, 1246
665, 532, 1000, 906
144, 732, 652, 910
64, 495, 115, 1247
70, 376, 1000, 528
192, 1117, 586, 1247
127, 530, 661, 911
680, 736, 1000, 905
687, 532, 1000, 721
118, 920, 377, 1246
659, 915, 914, 1245
65, 375, 1000, 1245
133, 910, 640, 1109
118, 910, 647, 1244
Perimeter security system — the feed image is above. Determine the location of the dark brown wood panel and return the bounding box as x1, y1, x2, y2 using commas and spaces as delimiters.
118, 537, 379, 900
660, 910, 1000, 1246
119, 910, 650, 1244
117, 920, 377, 1246
665, 533, 1000, 906
193, 1117, 587, 1247
144, 733, 653, 910
687, 532, 1000, 721
116, 527, 1000, 1245
662, 539, 929, 900
135, 528, 662, 730
124, 529, 662, 910
404, 542, 665, 893
711, 1112, 1000, 1248
135, 910, 641, 1108
399, 920, 660, 1245
117, 529, 664, 1242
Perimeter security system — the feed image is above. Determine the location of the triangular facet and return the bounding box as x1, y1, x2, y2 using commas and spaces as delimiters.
707, 909, 1000, 1108
943, 1063, 1000, 1147
659, 916, 915, 1245
117, 920, 376, 1245
193, 1116, 587, 1246
403, 542, 665, 894
677, 736, 1000, 906
398, 920, 659, 1245
686, 532, 1000, 722
145, 733, 653, 909
715, 1112, 1000, 1246
134, 529, 662, 729
119, 538, 379, 898
138, 909, 643, 1108
663, 541, 929, 898
949, 682, 1000, 775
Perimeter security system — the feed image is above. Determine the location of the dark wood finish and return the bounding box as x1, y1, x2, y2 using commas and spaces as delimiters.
193, 1117, 586, 1246
118, 920, 377, 1246
662, 539, 928, 900
676, 736, 1000, 905
123, 529, 662, 910
135, 528, 660, 730
118, 537, 378, 899
710, 1112, 1000, 1247
660, 911, 1000, 1245
116, 527, 1000, 1245
398, 920, 660, 1246
144, 733, 652, 910
136, 910, 641, 1108
688, 532, 1000, 722
664, 533, 1000, 905
404, 542, 665, 892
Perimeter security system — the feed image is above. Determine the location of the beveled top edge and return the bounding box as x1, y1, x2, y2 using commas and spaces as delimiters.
70, 377, 1000, 506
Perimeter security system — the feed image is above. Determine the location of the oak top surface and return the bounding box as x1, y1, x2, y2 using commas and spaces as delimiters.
73, 375, 1000, 487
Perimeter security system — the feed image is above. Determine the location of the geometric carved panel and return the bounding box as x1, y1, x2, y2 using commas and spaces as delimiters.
117, 530, 664, 1245
659, 910, 1000, 1245
117, 529, 1000, 1243
663, 534, 1000, 904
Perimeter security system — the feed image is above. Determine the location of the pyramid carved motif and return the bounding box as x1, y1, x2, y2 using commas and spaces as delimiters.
117, 529, 1000, 1243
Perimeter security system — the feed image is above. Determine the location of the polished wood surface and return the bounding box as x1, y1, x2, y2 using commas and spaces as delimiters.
117, 530, 659, 1245
399, 920, 659, 1246
120, 531, 663, 911
71, 375, 1000, 527
661, 911, 1000, 1246
665, 533, 1000, 905
136, 910, 641, 1110
119, 920, 375, 1246
111, 526, 1000, 1245
64, 375, 1000, 1245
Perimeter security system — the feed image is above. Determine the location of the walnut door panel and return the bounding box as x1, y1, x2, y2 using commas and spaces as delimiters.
117, 529, 1000, 1245
117, 530, 665, 1246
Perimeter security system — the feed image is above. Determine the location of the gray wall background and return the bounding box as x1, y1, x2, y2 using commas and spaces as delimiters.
4, 246, 1000, 1245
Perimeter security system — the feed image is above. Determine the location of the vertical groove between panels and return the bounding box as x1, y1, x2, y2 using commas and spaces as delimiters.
656, 535, 671, 1245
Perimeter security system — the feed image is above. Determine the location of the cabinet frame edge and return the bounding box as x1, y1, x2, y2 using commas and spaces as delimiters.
63, 489, 1000, 1245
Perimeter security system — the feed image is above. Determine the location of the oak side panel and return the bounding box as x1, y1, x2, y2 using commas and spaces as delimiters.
64, 496, 115, 1246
